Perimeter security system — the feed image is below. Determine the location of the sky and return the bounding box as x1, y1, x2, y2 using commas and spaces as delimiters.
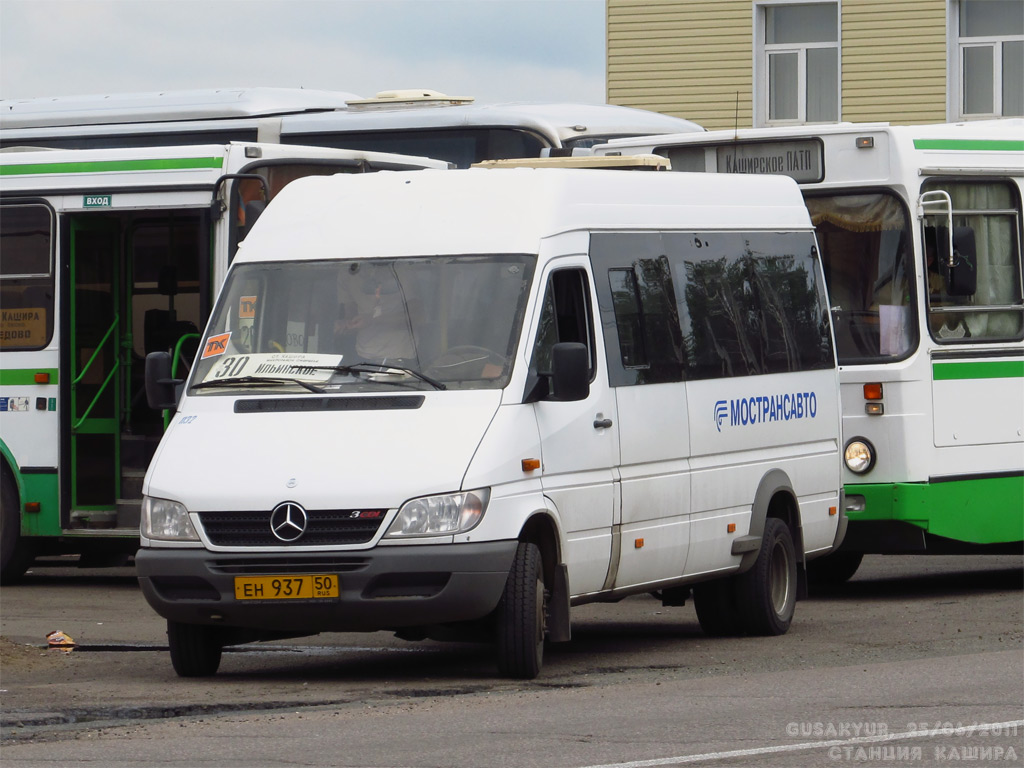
0, 0, 606, 104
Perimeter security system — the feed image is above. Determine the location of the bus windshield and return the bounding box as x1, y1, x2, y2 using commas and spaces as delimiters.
192, 256, 536, 393
806, 192, 917, 364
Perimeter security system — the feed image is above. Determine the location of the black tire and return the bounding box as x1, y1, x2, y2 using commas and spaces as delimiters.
0, 468, 35, 584
807, 551, 864, 584
736, 517, 797, 636
496, 542, 546, 679
167, 621, 223, 677
692, 576, 743, 637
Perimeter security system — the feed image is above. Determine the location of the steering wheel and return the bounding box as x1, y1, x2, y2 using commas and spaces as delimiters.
427, 345, 506, 379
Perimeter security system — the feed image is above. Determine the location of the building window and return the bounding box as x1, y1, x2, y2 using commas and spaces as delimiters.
957, 0, 1024, 118
757, 2, 839, 126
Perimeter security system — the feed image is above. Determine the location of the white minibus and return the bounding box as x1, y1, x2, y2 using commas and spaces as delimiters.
136, 168, 844, 678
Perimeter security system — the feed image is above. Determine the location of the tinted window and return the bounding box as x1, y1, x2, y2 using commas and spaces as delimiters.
592, 231, 833, 385
282, 128, 546, 168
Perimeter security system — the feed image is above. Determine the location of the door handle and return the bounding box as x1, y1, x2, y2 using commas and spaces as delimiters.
593, 418, 613, 430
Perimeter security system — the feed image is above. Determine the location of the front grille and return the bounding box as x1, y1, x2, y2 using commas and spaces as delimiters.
198, 509, 387, 547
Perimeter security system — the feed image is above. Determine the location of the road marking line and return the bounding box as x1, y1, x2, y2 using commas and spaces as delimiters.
576, 719, 1024, 768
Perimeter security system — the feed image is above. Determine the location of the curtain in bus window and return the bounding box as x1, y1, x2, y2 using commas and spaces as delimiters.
942, 182, 1023, 340
805, 193, 915, 362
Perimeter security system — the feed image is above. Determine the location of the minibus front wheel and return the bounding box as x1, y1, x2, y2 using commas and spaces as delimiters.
496, 542, 546, 679
167, 620, 223, 677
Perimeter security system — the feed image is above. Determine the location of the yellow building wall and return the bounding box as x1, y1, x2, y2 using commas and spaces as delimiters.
842, 0, 948, 124
607, 0, 950, 128
607, 0, 755, 129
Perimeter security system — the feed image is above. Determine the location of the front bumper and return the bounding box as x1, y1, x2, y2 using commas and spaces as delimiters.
136, 541, 518, 633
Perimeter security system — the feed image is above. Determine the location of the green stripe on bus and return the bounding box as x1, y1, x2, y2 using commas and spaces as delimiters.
933, 360, 1024, 380
0, 369, 59, 385
913, 138, 1024, 152
0, 156, 224, 176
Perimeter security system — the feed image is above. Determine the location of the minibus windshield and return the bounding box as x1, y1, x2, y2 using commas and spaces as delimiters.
190, 255, 536, 394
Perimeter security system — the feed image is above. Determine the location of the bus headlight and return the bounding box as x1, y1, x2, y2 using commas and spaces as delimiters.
141, 496, 199, 541
384, 489, 489, 538
844, 438, 876, 475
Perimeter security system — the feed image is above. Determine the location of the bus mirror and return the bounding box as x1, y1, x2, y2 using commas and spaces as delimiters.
145, 351, 182, 411
938, 226, 977, 297
551, 342, 590, 402
242, 200, 267, 238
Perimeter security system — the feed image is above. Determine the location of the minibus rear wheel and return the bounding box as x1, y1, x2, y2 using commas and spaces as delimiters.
496, 541, 546, 679
736, 517, 797, 635
167, 621, 223, 677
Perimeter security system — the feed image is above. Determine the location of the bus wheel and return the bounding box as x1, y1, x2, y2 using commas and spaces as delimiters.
808, 551, 863, 584
692, 577, 743, 637
737, 517, 797, 636
167, 621, 223, 677
0, 469, 35, 584
496, 542, 546, 679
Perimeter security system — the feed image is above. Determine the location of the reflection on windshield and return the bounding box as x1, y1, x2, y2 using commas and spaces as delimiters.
806, 193, 917, 363
191, 255, 536, 394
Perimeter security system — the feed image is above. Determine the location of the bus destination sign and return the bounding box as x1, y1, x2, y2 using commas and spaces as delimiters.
716, 140, 823, 183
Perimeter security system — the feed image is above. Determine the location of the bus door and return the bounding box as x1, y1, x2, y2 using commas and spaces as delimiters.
66, 211, 207, 532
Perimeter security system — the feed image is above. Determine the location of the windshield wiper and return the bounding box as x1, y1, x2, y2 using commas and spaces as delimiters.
308, 362, 446, 391
191, 376, 324, 393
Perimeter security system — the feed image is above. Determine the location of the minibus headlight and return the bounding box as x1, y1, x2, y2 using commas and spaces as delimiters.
385, 489, 489, 538
141, 496, 199, 541
844, 438, 876, 475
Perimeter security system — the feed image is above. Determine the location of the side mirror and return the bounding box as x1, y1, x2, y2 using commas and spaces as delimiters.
242, 200, 267, 239
937, 226, 977, 297
551, 342, 590, 402
145, 351, 183, 411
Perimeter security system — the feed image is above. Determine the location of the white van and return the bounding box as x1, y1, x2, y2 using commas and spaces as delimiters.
137, 168, 845, 679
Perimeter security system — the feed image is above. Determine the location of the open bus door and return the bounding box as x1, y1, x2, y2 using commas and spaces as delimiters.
65, 211, 207, 539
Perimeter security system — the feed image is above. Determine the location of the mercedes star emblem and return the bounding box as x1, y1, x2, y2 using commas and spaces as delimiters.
270, 502, 308, 542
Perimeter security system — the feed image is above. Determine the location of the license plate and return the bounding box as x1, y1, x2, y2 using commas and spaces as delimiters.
234, 574, 339, 600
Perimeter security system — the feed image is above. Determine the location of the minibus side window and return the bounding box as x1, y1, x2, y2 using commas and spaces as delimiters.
530, 268, 595, 378
668, 231, 833, 380
594, 231, 833, 383
591, 233, 687, 386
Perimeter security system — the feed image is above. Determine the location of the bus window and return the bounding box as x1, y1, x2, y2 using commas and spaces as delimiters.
921, 180, 1024, 343
0, 204, 55, 351
805, 193, 916, 363
282, 128, 546, 169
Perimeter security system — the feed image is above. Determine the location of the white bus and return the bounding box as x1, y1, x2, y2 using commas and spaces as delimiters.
595, 121, 1024, 580
0, 88, 704, 167
0, 142, 448, 581
136, 167, 842, 678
